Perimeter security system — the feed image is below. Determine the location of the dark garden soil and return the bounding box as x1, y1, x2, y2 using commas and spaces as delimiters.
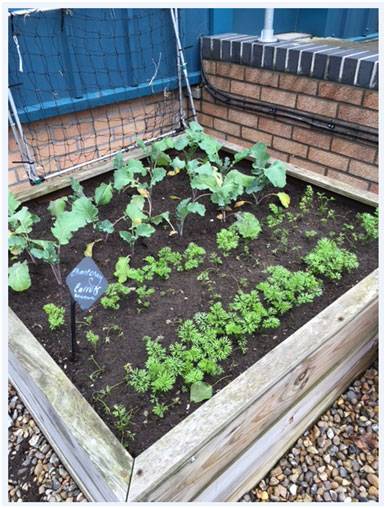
9, 155, 378, 457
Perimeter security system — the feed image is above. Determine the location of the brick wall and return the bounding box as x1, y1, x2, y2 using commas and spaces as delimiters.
9, 91, 180, 191
196, 60, 378, 193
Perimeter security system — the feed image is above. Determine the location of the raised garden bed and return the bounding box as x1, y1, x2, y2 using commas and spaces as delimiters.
9, 129, 378, 501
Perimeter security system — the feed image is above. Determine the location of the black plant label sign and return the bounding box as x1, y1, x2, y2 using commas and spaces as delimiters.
65, 257, 108, 311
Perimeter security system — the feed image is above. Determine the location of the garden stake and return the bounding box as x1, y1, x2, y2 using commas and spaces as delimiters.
70, 298, 77, 362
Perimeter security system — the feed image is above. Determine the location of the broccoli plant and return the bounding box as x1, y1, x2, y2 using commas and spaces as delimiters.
119, 194, 156, 252
8, 191, 40, 260
8, 260, 31, 292
175, 198, 206, 236
303, 238, 359, 280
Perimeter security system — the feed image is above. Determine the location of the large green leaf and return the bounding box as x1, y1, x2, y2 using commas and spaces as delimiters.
114, 256, 131, 283
119, 230, 136, 246
72, 197, 99, 224
8, 191, 21, 216
190, 381, 213, 403
151, 211, 172, 226
70, 177, 85, 197
95, 219, 114, 234
136, 223, 155, 238
188, 121, 204, 133
176, 198, 206, 221
125, 195, 147, 224
8, 234, 28, 256
94, 182, 113, 206
51, 211, 83, 245
174, 135, 189, 151
198, 135, 222, 163
30, 240, 59, 264
171, 157, 186, 170
234, 212, 262, 240
264, 160, 286, 188
234, 148, 251, 164
150, 167, 166, 187
8, 261, 31, 292
250, 143, 270, 170
10, 207, 40, 235
113, 160, 146, 191
48, 197, 68, 218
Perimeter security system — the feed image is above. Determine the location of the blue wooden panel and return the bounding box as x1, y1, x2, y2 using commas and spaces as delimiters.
9, 8, 206, 123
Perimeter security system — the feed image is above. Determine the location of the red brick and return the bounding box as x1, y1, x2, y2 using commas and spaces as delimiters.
331, 138, 377, 163
245, 68, 279, 87
348, 160, 378, 182
214, 118, 241, 137
202, 89, 215, 104
241, 127, 272, 145
369, 182, 378, 194
279, 74, 318, 95
201, 100, 229, 119
318, 82, 363, 105
8, 169, 19, 186
308, 147, 349, 171
272, 136, 308, 158
228, 108, 257, 128
205, 127, 226, 141
338, 104, 378, 129
202, 59, 217, 75
259, 117, 292, 138
296, 95, 337, 118
207, 75, 231, 92
197, 112, 214, 129
260, 86, 296, 107
289, 156, 326, 175
230, 80, 260, 99
217, 62, 245, 80
292, 127, 331, 149
226, 136, 251, 148
362, 91, 378, 110
326, 169, 368, 190
268, 148, 289, 162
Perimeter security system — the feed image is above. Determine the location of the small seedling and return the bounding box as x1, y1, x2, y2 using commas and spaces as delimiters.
43, 303, 65, 330
216, 227, 239, 255
86, 330, 100, 349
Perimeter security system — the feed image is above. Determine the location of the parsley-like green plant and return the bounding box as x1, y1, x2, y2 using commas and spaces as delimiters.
43, 303, 65, 330
266, 203, 285, 229
233, 212, 262, 240
303, 238, 359, 280
86, 330, 100, 349
100, 283, 134, 310
136, 285, 155, 308
299, 185, 314, 213
180, 242, 206, 270
257, 265, 323, 315
357, 209, 378, 240
216, 227, 239, 255
111, 404, 135, 444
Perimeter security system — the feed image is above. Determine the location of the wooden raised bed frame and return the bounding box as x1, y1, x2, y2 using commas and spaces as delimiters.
9, 138, 379, 502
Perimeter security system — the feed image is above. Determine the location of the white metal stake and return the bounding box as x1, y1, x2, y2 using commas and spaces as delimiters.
170, 8, 197, 122
174, 9, 187, 128
8, 89, 40, 182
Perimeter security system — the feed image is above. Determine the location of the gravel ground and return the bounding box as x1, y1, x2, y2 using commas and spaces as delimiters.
8, 384, 87, 503
8, 364, 378, 503
242, 364, 379, 503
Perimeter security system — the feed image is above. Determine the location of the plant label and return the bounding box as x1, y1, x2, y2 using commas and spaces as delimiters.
66, 257, 108, 310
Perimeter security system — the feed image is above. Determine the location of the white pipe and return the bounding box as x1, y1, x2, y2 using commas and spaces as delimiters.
259, 8, 278, 43
43, 128, 179, 180
170, 9, 197, 122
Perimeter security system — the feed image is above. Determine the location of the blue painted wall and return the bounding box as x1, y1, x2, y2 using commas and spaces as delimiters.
211, 8, 378, 38
9, 8, 378, 123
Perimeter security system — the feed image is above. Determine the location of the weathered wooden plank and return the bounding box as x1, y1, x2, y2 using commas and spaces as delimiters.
218, 138, 378, 207
8, 309, 133, 502
128, 269, 378, 501
194, 335, 377, 501
15, 146, 145, 203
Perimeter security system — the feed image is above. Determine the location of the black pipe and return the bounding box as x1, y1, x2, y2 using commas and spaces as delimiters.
201, 69, 378, 146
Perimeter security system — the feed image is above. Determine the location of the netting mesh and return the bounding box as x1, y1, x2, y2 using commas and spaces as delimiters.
9, 8, 185, 181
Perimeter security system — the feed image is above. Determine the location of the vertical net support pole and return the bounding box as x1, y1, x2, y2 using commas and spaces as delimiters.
174, 9, 187, 129
170, 8, 197, 123
8, 88, 41, 184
